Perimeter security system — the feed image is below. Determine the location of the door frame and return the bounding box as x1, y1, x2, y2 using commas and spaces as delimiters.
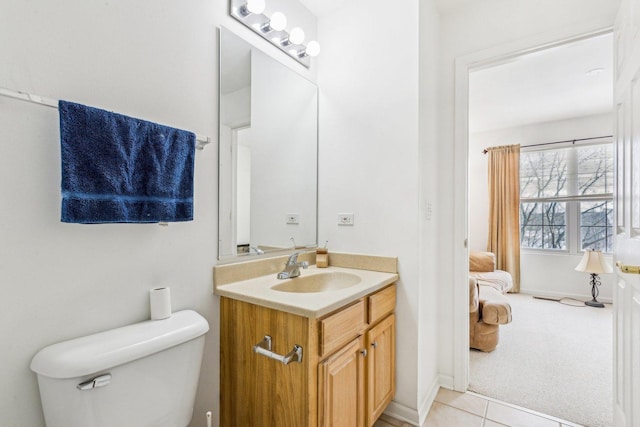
452, 24, 614, 391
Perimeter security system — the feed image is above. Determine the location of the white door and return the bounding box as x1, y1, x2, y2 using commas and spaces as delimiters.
613, 0, 640, 425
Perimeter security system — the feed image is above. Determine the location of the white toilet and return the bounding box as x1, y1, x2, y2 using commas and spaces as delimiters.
30, 310, 209, 427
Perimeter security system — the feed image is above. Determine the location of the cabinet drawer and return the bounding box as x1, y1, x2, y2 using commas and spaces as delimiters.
319, 300, 365, 358
368, 284, 396, 325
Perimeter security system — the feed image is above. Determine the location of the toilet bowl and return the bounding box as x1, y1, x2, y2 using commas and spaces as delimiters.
30, 310, 209, 427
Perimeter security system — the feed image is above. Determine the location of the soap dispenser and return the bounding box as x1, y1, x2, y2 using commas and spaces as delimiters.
316, 241, 329, 268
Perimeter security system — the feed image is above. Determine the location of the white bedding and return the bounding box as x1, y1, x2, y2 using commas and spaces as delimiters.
469, 269, 513, 293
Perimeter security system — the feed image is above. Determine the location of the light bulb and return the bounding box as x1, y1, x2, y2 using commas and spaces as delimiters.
269, 12, 287, 31
245, 0, 265, 14
289, 27, 305, 45
306, 40, 320, 57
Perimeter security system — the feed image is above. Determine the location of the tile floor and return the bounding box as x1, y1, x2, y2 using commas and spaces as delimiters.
374, 388, 583, 427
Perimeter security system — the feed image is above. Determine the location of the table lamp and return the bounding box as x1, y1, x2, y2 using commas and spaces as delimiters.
575, 249, 612, 308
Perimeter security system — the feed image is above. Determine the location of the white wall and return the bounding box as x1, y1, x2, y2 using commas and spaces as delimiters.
468, 113, 614, 300
437, 0, 621, 387
317, 0, 441, 422
0, 1, 317, 426
521, 251, 614, 301
418, 0, 443, 421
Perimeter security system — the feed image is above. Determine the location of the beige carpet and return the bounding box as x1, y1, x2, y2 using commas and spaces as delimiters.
469, 293, 612, 427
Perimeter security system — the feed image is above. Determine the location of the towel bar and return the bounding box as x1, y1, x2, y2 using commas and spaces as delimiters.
253, 335, 303, 365
0, 86, 213, 150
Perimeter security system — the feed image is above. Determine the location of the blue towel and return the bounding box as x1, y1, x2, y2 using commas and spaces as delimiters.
59, 100, 195, 223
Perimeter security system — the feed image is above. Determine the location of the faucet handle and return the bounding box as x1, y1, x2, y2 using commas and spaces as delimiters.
300, 261, 309, 269
287, 251, 300, 265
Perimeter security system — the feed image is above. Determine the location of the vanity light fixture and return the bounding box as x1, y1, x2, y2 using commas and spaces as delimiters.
229, 0, 320, 68
281, 27, 304, 48
299, 40, 320, 58
288, 27, 305, 45
240, 0, 265, 16
260, 11, 286, 33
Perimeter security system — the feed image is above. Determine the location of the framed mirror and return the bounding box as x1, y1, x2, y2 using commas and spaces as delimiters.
218, 27, 318, 260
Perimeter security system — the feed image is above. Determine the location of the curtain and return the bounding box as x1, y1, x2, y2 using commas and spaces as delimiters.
486, 144, 521, 292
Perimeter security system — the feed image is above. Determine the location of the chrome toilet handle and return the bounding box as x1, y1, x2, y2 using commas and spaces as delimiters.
77, 373, 111, 391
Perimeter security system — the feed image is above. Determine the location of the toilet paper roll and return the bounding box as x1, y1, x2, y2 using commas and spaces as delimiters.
150, 287, 172, 320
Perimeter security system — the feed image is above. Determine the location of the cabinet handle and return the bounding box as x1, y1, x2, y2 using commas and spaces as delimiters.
360, 349, 367, 357
371, 341, 378, 349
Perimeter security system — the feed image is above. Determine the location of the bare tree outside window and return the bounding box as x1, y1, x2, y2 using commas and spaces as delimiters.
519, 143, 613, 252
580, 200, 613, 251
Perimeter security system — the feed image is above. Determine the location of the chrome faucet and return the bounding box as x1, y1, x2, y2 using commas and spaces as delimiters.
277, 252, 309, 279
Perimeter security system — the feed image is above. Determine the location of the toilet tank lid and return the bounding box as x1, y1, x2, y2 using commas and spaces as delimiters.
30, 310, 209, 379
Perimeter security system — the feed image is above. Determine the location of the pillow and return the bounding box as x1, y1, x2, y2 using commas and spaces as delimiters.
469, 251, 496, 272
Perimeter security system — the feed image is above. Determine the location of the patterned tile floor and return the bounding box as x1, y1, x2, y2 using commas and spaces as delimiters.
374, 388, 584, 427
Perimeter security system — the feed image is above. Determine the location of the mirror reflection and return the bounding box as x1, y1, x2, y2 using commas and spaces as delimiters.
218, 27, 318, 259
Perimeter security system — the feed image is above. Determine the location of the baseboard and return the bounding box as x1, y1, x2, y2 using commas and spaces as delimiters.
382, 375, 440, 426
384, 401, 420, 425
438, 373, 455, 390
417, 376, 440, 426
520, 288, 612, 304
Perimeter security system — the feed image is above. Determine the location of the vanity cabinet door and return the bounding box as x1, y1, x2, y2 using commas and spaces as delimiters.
220, 297, 313, 427
366, 314, 396, 427
318, 337, 366, 427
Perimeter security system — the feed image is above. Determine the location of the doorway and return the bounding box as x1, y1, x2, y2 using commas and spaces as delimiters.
454, 29, 615, 426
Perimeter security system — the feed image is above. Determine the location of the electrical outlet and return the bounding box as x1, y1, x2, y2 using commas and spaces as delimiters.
337, 213, 354, 226
285, 214, 299, 224
424, 200, 432, 221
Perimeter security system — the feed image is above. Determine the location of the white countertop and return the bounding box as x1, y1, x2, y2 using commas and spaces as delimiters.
215, 265, 399, 318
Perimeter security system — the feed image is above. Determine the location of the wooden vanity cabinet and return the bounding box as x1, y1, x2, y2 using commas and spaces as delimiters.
220, 284, 396, 427
364, 284, 396, 427
318, 337, 366, 427
366, 313, 396, 426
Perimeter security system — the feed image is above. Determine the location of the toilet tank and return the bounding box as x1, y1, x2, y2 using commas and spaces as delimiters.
30, 310, 209, 427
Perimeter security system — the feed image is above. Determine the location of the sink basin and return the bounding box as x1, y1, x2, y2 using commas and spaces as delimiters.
271, 271, 362, 293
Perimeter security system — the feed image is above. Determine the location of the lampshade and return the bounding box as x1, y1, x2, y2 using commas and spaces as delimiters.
575, 250, 613, 274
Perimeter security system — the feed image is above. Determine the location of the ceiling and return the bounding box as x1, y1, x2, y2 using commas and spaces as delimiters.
300, 0, 477, 16
298, 0, 345, 17
468, 33, 613, 133
433, 0, 478, 15
285, 2, 614, 134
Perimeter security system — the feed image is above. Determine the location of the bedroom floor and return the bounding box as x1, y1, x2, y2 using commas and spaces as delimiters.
469, 293, 612, 426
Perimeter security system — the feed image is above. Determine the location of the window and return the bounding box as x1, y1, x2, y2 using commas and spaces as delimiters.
519, 143, 613, 253
520, 201, 566, 249
580, 200, 614, 251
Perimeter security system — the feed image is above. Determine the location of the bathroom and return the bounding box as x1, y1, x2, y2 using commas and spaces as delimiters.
0, 0, 622, 426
